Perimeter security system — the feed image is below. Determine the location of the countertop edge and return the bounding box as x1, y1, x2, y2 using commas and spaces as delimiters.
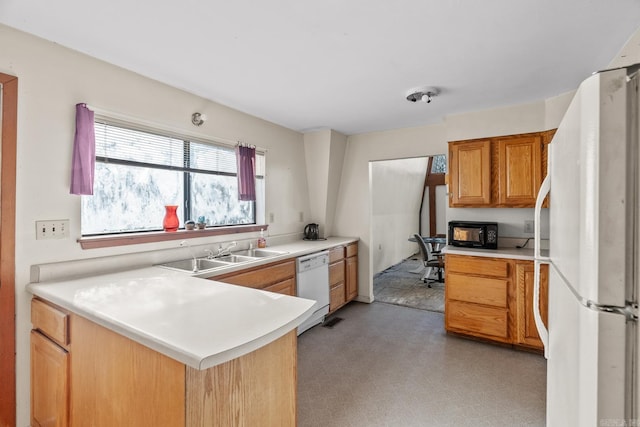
198, 304, 315, 370
442, 245, 539, 261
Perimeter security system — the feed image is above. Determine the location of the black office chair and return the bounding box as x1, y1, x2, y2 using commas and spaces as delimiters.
413, 234, 443, 287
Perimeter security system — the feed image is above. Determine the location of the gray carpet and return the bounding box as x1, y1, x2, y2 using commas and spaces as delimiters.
373, 256, 444, 313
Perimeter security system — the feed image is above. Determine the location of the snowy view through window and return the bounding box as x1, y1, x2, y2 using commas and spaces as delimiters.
81, 122, 264, 235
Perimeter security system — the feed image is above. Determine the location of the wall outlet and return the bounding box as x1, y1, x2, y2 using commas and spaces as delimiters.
299, 211, 304, 222
524, 220, 534, 234
269, 212, 275, 223
36, 220, 70, 240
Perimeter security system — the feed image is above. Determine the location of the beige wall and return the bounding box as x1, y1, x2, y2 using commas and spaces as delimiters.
302, 129, 347, 237
333, 124, 448, 302
0, 24, 310, 426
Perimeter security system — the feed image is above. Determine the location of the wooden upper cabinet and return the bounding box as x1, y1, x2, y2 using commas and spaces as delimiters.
497, 135, 542, 206
448, 130, 553, 208
449, 139, 491, 206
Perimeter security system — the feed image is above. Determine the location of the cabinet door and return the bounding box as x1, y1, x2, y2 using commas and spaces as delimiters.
31, 330, 69, 427
515, 262, 548, 349
345, 256, 358, 301
329, 283, 346, 313
497, 135, 542, 206
449, 139, 491, 206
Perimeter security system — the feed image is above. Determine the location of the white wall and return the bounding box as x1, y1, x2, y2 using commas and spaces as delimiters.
0, 24, 310, 426
370, 157, 429, 274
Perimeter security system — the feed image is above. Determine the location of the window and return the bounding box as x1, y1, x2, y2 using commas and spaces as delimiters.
430, 154, 447, 174
81, 120, 265, 235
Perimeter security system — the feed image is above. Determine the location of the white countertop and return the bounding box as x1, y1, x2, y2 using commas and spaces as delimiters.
28, 268, 316, 370
442, 245, 549, 261
27, 236, 358, 370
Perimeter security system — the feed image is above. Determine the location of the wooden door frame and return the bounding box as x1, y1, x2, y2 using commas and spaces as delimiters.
0, 73, 17, 427
418, 157, 445, 236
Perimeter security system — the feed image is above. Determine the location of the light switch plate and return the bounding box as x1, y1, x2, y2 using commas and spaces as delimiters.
36, 220, 70, 240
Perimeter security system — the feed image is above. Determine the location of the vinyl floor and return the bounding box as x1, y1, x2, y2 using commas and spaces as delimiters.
297, 302, 546, 427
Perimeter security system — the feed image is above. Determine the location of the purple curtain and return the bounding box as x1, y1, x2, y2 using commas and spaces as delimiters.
236, 144, 256, 201
70, 103, 95, 195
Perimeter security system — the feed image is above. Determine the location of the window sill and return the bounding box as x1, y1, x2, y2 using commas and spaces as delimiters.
78, 224, 268, 250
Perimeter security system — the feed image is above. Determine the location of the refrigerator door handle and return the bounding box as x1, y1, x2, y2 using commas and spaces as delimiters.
533, 259, 549, 358
534, 173, 550, 261
533, 159, 551, 358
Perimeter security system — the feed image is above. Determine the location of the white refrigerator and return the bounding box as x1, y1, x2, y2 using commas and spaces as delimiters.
534, 65, 639, 426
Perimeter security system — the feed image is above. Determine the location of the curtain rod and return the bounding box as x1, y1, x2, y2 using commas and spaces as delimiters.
83, 103, 267, 152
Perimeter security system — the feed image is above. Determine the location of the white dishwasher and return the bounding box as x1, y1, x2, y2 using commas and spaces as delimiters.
296, 250, 330, 335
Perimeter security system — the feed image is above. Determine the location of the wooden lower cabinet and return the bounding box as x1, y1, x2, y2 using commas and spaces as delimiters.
345, 254, 358, 300
31, 330, 68, 427
31, 299, 298, 426
215, 258, 296, 296
515, 261, 549, 349
445, 255, 513, 343
329, 254, 346, 312
214, 242, 358, 315
328, 243, 359, 314
445, 254, 548, 351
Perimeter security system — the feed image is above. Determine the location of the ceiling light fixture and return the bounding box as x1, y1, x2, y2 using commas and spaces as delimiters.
191, 112, 207, 126
406, 87, 440, 104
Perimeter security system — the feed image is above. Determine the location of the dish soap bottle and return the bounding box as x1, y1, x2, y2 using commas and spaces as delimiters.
257, 229, 267, 248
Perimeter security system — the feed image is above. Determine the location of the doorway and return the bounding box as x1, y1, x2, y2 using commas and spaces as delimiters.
370, 154, 447, 312
0, 73, 18, 426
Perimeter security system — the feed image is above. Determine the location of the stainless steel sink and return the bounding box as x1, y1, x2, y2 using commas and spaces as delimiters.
158, 248, 288, 273
233, 249, 288, 258
158, 258, 229, 273
214, 254, 257, 263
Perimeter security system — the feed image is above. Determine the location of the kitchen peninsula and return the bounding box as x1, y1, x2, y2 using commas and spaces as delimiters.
28, 266, 315, 426
27, 236, 358, 426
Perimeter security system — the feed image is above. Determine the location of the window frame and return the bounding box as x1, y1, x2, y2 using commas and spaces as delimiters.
78, 117, 267, 249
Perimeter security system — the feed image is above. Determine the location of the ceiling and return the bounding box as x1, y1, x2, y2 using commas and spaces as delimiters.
1, 1, 639, 136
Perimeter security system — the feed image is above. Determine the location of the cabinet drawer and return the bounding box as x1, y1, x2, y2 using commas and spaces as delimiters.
263, 278, 295, 296
330, 283, 346, 312
31, 299, 69, 347
215, 260, 295, 289
345, 243, 358, 258
329, 260, 345, 287
447, 273, 508, 308
446, 300, 509, 340
328, 246, 345, 264
446, 255, 510, 278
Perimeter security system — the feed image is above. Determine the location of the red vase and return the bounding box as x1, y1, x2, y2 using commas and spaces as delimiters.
163, 205, 179, 232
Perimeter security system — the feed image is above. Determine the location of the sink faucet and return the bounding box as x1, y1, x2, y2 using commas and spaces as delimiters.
179, 240, 198, 272
217, 241, 237, 257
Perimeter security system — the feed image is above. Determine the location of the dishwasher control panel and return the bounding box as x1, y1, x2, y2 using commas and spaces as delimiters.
296, 251, 329, 273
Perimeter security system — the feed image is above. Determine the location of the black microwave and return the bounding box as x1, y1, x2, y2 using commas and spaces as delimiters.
448, 221, 498, 249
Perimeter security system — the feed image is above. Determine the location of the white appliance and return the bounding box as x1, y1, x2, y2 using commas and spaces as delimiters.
534, 65, 639, 426
296, 251, 330, 335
